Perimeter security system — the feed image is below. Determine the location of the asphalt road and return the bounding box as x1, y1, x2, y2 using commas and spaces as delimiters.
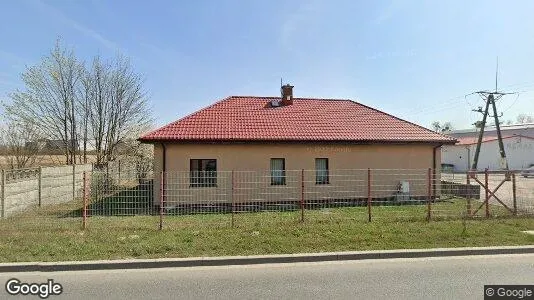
1, 254, 533, 300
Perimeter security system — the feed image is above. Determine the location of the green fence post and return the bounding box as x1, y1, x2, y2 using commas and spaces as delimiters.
38, 166, 42, 207
72, 164, 76, 201
427, 168, 432, 221
367, 168, 372, 222
1, 169, 5, 218
300, 169, 305, 223
512, 173, 517, 216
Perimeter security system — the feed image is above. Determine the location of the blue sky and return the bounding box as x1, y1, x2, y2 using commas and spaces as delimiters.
1, 0, 534, 130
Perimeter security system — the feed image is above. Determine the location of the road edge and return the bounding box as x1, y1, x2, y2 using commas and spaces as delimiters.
1, 245, 533, 273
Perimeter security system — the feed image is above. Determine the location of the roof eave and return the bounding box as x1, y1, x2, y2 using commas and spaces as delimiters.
138, 138, 456, 145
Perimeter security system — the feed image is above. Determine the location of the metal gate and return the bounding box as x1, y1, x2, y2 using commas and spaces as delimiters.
466, 170, 518, 217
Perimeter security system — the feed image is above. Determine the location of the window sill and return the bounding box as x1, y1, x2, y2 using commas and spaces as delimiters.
189, 184, 218, 188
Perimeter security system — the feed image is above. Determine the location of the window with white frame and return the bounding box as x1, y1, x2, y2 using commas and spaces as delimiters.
315, 158, 329, 184
270, 158, 286, 185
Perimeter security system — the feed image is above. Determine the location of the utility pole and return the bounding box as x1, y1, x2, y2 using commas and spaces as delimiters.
471, 92, 510, 171
470, 57, 515, 174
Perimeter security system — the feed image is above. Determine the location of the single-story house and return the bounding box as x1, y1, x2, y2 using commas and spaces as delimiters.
25, 139, 80, 152
442, 134, 534, 172
139, 84, 456, 206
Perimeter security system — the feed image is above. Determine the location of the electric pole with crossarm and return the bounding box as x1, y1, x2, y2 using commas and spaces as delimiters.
469, 58, 516, 174
470, 91, 511, 171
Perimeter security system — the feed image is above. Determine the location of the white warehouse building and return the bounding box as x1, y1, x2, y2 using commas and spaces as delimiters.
442, 134, 534, 172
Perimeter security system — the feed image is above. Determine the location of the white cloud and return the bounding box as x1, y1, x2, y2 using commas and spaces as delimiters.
371, 0, 406, 25
0, 78, 21, 88
32, 0, 119, 52
69, 21, 118, 51
0, 50, 28, 70
279, 0, 325, 50
138, 42, 179, 63
128, 36, 191, 72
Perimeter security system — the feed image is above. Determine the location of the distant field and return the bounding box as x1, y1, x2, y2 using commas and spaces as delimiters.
0, 155, 98, 169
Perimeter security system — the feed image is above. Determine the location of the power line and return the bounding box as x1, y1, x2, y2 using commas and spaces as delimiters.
401, 95, 466, 116
468, 59, 516, 173
500, 93, 521, 113
498, 81, 534, 90
331, 80, 534, 131
405, 101, 466, 116
390, 80, 534, 119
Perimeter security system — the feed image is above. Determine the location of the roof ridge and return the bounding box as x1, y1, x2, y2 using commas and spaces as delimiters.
457, 134, 534, 145
499, 134, 534, 140
229, 96, 353, 101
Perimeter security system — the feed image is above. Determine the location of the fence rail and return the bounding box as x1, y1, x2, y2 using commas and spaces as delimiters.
4, 167, 40, 183
1, 167, 533, 230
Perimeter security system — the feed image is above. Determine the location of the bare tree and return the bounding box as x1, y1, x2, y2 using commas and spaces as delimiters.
516, 114, 533, 124
86, 55, 152, 165
119, 139, 153, 183
431, 121, 440, 132
77, 59, 96, 164
431, 121, 453, 133
0, 121, 41, 169
4, 39, 152, 166
85, 56, 110, 165
5, 39, 81, 165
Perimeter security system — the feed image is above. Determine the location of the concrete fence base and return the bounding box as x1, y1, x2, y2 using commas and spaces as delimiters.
0, 164, 92, 218
441, 180, 481, 199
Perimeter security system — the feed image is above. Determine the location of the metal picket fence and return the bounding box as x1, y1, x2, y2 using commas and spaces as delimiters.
1, 167, 533, 231
89, 168, 534, 229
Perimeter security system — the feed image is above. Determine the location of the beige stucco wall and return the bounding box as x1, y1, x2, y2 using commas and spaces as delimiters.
152, 143, 442, 206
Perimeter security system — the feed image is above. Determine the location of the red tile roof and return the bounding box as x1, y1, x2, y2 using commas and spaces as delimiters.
139, 96, 457, 144
455, 134, 534, 145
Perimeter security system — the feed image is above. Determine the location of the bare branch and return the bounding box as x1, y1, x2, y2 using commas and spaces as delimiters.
0, 121, 42, 169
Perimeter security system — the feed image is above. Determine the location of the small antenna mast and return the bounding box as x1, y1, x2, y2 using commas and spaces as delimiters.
495, 56, 498, 92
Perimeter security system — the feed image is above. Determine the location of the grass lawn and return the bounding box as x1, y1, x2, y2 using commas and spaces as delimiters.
1, 198, 533, 263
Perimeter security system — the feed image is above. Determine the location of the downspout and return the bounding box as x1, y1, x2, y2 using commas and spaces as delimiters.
161, 143, 167, 173
161, 143, 166, 208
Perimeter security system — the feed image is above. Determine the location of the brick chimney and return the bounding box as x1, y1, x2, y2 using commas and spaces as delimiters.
280, 84, 294, 106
